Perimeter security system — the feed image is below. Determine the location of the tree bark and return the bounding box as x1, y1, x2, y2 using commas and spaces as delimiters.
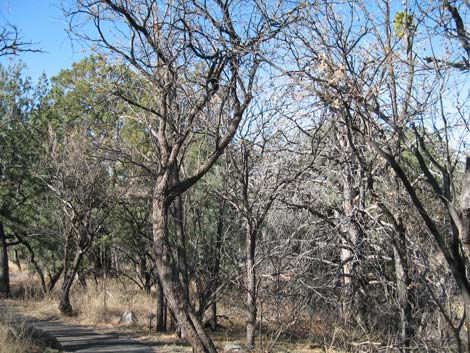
245, 223, 257, 349
143, 270, 152, 294
156, 277, 166, 332
391, 218, 413, 349
47, 266, 64, 293
152, 182, 218, 353
339, 173, 364, 323
0, 221, 10, 296
173, 191, 190, 301
209, 199, 225, 332
208, 302, 217, 332
58, 251, 83, 316
461, 156, 470, 257
13, 249, 21, 270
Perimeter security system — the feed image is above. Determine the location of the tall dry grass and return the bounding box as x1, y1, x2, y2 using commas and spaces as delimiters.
70, 278, 157, 327
0, 324, 39, 353
8, 265, 329, 352
8, 258, 153, 327
0, 305, 58, 353
11, 276, 158, 330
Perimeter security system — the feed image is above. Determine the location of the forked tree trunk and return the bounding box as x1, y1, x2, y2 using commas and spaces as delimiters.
58, 251, 84, 316
0, 221, 10, 296
152, 187, 217, 353
47, 266, 64, 293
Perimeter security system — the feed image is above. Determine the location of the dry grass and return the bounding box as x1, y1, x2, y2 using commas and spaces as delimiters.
0, 323, 39, 353
8, 265, 44, 302
8, 263, 339, 353
72, 279, 156, 326
0, 305, 59, 353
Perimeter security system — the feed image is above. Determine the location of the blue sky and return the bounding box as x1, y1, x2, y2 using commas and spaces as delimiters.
0, 0, 86, 82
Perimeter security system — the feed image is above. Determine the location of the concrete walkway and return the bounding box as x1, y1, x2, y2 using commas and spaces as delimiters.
31, 318, 155, 353
2, 309, 156, 353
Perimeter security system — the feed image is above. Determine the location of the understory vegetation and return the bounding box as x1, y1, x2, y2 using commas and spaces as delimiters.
1, 0, 470, 352
0, 300, 59, 353
0, 323, 40, 353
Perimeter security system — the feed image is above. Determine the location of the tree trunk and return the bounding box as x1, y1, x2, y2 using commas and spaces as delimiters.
152, 186, 218, 353
173, 192, 190, 301
58, 251, 83, 316
156, 277, 166, 332
163, 297, 167, 331
461, 156, 470, 257
246, 223, 257, 349
13, 249, 21, 270
372, 142, 470, 344
208, 198, 225, 332
459, 156, 470, 351
143, 270, 152, 294
0, 221, 10, 296
340, 174, 364, 323
391, 219, 413, 349
18, 235, 47, 294
379, 201, 414, 349
47, 266, 64, 293
209, 302, 217, 331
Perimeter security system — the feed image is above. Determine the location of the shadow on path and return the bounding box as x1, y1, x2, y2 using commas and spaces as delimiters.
33, 319, 154, 353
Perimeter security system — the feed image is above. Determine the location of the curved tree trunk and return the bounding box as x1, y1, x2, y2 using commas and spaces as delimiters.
58, 251, 83, 316
371, 141, 470, 344
152, 184, 217, 353
17, 234, 47, 294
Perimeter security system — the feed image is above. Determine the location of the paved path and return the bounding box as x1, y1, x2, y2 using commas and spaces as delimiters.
2, 309, 156, 353
31, 318, 155, 353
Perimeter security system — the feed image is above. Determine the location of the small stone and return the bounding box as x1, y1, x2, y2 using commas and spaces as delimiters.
119, 310, 138, 325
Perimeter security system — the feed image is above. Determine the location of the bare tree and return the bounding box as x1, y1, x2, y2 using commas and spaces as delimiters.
64, 1, 300, 351
221, 102, 307, 348
225, 139, 280, 349
280, 0, 470, 349
40, 129, 114, 315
